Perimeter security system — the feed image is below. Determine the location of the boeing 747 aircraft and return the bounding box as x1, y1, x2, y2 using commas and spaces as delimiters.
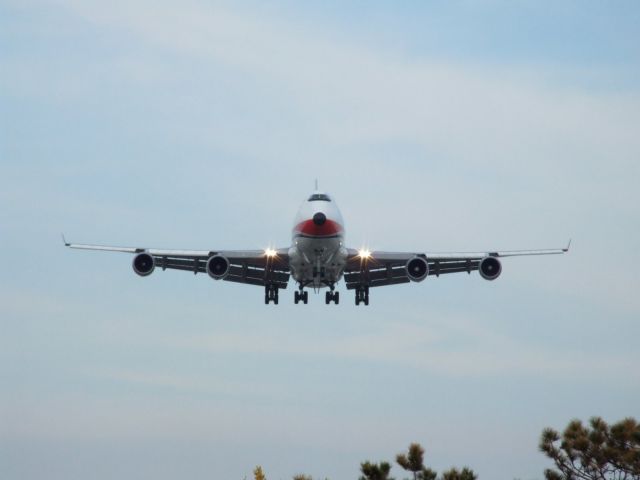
65, 189, 569, 305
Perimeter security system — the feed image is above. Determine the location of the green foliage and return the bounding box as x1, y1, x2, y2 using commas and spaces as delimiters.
396, 443, 437, 480
440, 467, 477, 480
253, 465, 267, 480
360, 461, 395, 480
253, 441, 476, 480
539, 416, 640, 480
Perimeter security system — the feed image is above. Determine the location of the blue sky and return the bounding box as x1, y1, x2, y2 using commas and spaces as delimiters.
1, 1, 639, 479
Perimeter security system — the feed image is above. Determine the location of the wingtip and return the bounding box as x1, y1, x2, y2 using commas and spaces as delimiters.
61, 233, 70, 247
563, 238, 572, 252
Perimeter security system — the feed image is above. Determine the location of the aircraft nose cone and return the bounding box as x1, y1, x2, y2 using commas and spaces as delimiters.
313, 212, 327, 226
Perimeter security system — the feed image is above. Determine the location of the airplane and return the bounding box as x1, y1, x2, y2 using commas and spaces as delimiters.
64, 188, 570, 305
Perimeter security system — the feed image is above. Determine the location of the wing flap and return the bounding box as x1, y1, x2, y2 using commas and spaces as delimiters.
150, 254, 290, 288
344, 262, 408, 289
429, 259, 481, 276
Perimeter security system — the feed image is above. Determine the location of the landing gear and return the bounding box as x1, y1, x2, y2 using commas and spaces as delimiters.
294, 290, 308, 304
325, 290, 339, 305
355, 286, 369, 306
265, 285, 279, 305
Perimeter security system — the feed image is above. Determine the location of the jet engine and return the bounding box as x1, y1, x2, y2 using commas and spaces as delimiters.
406, 256, 429, 282
479, 256, 502, 281
206, 255, 230, 280
132, 252, 155, 277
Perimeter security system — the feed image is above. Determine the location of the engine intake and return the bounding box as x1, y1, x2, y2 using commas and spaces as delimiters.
479, 256, 502, 281
132, 252, 155, 277
406, 256, 429, 282
207, 255, 230, 280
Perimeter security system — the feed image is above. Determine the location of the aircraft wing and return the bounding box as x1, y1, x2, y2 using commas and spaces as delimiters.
64, 238, 291, 289
343, 242, 570, 290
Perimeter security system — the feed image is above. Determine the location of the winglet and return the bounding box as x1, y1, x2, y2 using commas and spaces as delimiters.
62, 233, 70, 247
563, 238, 572, 252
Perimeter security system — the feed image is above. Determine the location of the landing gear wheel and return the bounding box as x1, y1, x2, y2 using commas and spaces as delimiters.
355, 286, 369, 306
264, 285, 279, 305
326, 290, 340, 304
295, 289, 308, 304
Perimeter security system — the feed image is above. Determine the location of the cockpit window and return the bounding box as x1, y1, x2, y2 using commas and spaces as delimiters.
308, 193, 331, 202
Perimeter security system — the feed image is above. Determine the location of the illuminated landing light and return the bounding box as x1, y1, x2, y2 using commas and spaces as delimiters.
264, 248, 277, 258
358, 249, 372, 260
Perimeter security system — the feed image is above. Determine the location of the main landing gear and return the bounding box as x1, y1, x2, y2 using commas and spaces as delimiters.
265, 285, 279, 305
355, 286, 369, 306
325, 290, 339, 305
294, 289, 309, 304
294, 283, 338, 305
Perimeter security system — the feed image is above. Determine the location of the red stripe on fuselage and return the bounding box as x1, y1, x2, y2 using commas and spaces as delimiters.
294, 219, 343, 237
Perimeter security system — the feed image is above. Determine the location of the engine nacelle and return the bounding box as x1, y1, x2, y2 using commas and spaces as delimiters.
132, 252, 155, 277
406, 256, 429, 282
479, 256, 502, 281
206, 255, 230, 280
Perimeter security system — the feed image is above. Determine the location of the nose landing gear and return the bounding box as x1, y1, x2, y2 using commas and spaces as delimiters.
355, 286, 369, 306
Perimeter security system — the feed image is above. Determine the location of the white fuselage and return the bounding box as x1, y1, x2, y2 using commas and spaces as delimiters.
288, 192, 348, 289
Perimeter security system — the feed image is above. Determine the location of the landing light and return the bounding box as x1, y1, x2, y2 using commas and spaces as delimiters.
358, 249, 372, 259
264, 248, 277, 258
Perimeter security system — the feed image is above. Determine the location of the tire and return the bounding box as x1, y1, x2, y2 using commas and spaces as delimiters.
325, 292, 331, 304
334, 292, 339, 304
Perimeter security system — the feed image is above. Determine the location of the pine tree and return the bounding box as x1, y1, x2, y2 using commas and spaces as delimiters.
360, 461, 395, 480
440, 467, 477, 480
396, 443, 437, 480
253, 465, 267, 480
539, 416, 640, 480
